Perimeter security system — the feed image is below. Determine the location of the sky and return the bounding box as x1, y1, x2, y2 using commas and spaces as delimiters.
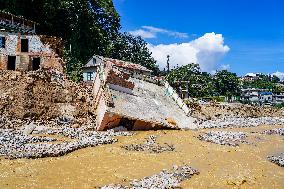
113, 0, 284, 78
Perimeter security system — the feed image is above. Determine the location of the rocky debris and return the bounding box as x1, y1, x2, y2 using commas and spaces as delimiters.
191, 103, 284, 120
196, 117, 284, 129
268, 153, 284, 167
0, 126, 133, 159
22, 122, 37, 135
0, 70, 93, 125
101, 165, 199, 189
261, 128, 284, 136
121, 135, 175, 153
198, 131, 247, 146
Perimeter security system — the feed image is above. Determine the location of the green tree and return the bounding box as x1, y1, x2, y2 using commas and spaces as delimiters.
110, 32, 159, 74
1, 0, 121, 80
166, 64, 216, 97
214, 70, 240, 99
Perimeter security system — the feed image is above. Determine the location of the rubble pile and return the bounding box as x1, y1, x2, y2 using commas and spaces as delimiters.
191, 103, 284, 120
0, 125, 133, 159
0, 70, 93, 127
267, 153, 284, 167
261, 128, 284, 136
197, 117, 284, 129
102, 165, 199, 189
198, 131, 247, 146
121, 135, 175, 153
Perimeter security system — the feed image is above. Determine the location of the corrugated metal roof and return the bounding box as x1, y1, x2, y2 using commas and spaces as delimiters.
105, 58, 152, 73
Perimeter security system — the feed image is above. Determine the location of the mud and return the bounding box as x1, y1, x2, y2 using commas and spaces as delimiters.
0, 125, 283, 189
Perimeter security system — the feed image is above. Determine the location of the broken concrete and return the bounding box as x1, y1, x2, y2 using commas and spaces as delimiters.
93, 57, 196, 131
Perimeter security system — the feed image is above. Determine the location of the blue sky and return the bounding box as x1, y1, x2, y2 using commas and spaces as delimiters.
113, 0, 284, 77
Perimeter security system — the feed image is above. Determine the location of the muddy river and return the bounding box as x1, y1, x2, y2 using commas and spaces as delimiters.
0, 125, 283, 189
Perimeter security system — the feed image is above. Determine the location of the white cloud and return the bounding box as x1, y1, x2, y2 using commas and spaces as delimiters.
220, 64, 230, 70
148, 32, 230, 72
129, 29, 156, 39
129, 26, 188, 39
272, 71, 284, 80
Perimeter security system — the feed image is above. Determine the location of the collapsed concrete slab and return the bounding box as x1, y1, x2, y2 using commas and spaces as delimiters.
92, 57, 196, 131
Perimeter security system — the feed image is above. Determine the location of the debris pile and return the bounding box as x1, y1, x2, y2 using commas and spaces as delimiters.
198, 131, 247, 146
197, 117, 284, 129
268, 153, 284, 167
121, 135, 175, 153
102, 165, 199, 189
191, 103, 284, 120
261, 128, 284, 136
0, 126, 133, 159
0, 70, 93, 127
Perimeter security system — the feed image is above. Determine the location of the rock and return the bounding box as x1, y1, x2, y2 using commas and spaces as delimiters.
102, 165, 199, 189
267, 153, 284, 167
71, 124, 80, 128
23, 122, 36, 135
121, 135, 175, 153
112, 126, 128, 132
32, 125, 49, 134
198, 131, 247, 146
261, 128, 284, 136
0, 126, 134, 159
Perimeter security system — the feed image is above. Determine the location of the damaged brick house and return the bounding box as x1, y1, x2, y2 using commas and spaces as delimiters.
0, 11, 63, 72
91, 56, 196, 131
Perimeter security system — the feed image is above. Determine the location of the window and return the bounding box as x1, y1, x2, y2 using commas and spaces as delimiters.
0, 36, 5, 48
87, 72, 94, 81
32, 57, 40, 70
7, 56, 16, 70
21, 39, 29, 52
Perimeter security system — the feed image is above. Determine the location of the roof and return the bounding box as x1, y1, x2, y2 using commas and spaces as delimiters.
83, 55, 153, 73
0, 11, 39, 25
259, 92, 273, 95
105, 58, 153, 73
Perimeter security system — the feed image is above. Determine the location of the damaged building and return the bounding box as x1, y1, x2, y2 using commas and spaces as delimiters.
0, 11, 64, 72
90, 56, 196, 131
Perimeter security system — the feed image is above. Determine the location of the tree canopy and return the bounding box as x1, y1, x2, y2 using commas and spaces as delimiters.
166, 65, 241, 98
0, 0, 159, 80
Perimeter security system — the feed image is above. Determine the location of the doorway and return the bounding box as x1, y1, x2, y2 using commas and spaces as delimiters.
32, 57, 40, 70
7, 56, 16, 70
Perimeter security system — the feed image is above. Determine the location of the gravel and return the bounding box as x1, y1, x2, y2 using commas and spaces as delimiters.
0, 126, 133, 159
268, 153, 284, 167
198, 131, 247, 146
121, 135, 175, 153
101, 165, 199, 189
261, 128, 284, 136
196, 117, 284, 129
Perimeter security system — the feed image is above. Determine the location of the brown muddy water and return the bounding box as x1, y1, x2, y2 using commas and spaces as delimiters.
0, 125, 283, 189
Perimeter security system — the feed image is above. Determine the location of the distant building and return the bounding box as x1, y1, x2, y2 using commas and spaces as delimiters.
259, 92, 273, 103
273, 92, 284, 104
241, 88, 263, 103
83, 55, 153, 82
240, 73, 260, 82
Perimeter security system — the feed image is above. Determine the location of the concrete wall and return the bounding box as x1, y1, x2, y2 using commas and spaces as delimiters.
0, 32, 62, 72
164, 81, 191, 115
